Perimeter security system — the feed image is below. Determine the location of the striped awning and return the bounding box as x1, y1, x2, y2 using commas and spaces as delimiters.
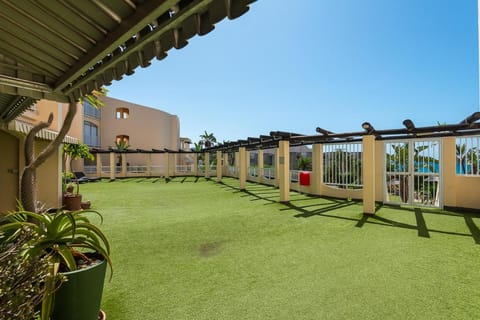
8, 120, 79, 144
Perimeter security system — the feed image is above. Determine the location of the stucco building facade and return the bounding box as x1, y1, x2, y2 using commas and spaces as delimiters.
82, 96, 183, 171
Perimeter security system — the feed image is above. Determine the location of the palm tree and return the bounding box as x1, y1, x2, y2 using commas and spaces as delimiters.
199, 131, 217, 148
456, 143, 468, 174
386, 143, 436, 203
114, 139, 130, 166
192, 141, 203, 152
466, 146, 479, 174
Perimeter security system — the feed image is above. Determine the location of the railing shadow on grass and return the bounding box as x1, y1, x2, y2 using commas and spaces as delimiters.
165, 176, 205, 183
358, 204, 480, 244
216, 181, 279, 204
214, 179, 480, 244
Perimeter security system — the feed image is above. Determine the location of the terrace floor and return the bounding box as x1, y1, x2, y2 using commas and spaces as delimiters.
81, 177, 480, 320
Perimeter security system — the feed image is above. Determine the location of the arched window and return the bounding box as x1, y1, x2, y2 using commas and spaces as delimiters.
116, 108, 129, 119
116, 135, 130, 146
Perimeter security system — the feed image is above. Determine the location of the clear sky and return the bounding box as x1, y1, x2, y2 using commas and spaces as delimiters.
107, 0, 479, 144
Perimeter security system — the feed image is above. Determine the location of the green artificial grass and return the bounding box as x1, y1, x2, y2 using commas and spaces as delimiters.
81, 177, 480, 320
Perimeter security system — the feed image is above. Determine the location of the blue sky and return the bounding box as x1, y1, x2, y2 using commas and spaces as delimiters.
107, 0, 479, 144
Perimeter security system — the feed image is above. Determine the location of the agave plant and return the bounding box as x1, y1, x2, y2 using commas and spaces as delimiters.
0, 227, 64, 320
0, 209, 112, 274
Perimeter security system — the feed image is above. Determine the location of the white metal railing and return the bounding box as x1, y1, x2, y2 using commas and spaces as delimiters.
263, 167, 275, 180
228, 166, 236, 176
456, 136, 480, 175
290, 170, 299, 183
98, 165, 167, 175
175, 165, 193, 173
249, 167, 258, 177
84, 165, 96, 174
150, 165, 164, 175
127, 165, 147, 173
385, 140, 440, 207
323, 143, 363, 188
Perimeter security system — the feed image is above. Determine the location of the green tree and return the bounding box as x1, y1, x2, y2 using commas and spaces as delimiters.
386, 143, 436, 203
199, 131, 217, 148
63, 142, 94, 172
114, 139, 130, 166
456, 143, 468, 174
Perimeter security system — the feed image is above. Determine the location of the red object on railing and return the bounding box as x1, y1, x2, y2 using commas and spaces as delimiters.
299, 171, 310, 186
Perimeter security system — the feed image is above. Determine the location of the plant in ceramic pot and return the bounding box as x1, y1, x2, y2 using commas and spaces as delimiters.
297, 156, 312, 171
0, 208, 112, 320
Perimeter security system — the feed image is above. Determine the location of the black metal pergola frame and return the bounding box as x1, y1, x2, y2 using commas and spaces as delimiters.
202, 112, 480, 153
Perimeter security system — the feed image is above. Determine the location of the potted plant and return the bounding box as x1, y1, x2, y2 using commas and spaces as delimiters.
297, 156, 312, 171
62, 183, 82, 211
0, 208, 112, 320
297, 156, 312, 186
62, 143, 94, 210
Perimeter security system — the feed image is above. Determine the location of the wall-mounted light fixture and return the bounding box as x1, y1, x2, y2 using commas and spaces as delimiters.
361, 122, 375, 134
402, 119, 415, 131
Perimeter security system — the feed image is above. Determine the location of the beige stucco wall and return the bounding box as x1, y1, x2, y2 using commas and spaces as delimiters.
0, 130, 19, 213
442, 136, 480, 209
36, 140, 62, 209
99, 96, 180, 167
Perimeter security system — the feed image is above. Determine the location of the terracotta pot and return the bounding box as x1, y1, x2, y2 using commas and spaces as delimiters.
81, 200, 91, 210
99, 310, 106, 320
63, 194, 82, 211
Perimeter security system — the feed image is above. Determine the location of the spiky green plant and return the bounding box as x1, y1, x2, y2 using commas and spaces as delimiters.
0, 227, 64, 320
0, 209, 112, 274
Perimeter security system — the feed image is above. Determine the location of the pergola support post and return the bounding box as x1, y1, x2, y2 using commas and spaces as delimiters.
362, 135, 376, 215
235, 151, 240, 178
109, 152, 116, 181
146, 153, 151, 177
239, 147, 247, 190
258, 149, 264, 184
96, 154, 102, 177
165, 153, 170, 179
216, 151, 222, 182
121, 153, 127, 178
205, 152, 210, 179
312, 144, 322, 195
222, 153, 229, 176
278, 140, 290, 203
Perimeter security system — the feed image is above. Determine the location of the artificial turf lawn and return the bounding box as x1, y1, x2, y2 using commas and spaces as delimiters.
81, 177, 480, 320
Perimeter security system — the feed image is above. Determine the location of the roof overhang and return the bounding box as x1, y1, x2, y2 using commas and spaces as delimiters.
0, 0, 255, 121
7, 119, 79, 144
